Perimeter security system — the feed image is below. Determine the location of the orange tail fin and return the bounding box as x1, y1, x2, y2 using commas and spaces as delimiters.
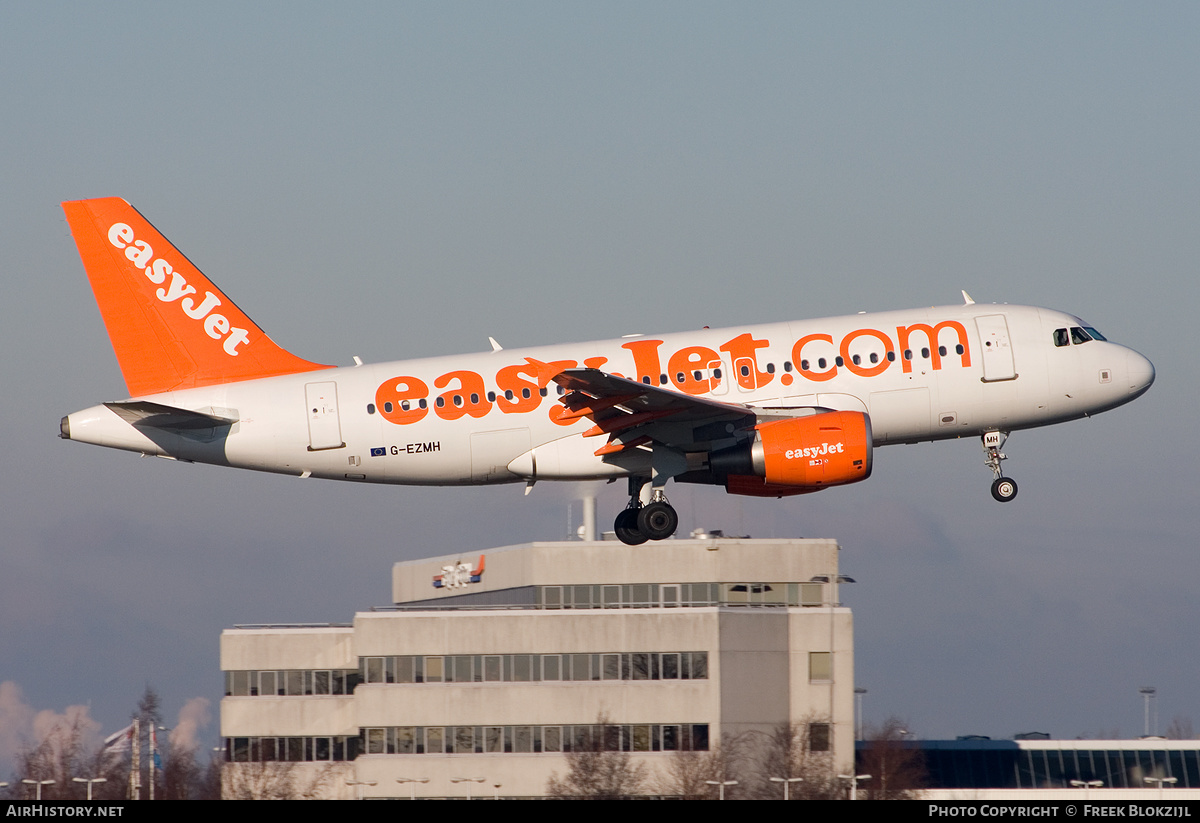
63, 198, 331, 396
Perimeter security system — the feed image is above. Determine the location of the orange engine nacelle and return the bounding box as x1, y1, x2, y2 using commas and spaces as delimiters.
712, 411, 873, 497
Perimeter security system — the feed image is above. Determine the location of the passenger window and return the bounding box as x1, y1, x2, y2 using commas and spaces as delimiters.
367, 404, 376, 414
383, 402, 393, 413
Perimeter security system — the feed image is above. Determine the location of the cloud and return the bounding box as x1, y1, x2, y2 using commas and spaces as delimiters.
169, 697, 211, 752
0, 681, 101, 776
0, 681, 36, 768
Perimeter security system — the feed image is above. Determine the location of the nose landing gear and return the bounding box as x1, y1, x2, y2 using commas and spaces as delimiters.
990, 476, 1018, 502
983, 431, 1018, 502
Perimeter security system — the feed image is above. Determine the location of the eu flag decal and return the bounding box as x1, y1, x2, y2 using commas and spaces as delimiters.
370, 447, 386, 457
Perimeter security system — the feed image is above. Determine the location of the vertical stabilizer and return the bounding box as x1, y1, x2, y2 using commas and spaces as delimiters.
63, 198, 331, 396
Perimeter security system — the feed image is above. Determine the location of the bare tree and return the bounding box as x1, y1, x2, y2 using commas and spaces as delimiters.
221, 760, 341, 800
11, 711, 124, 801
652, 728, 760, 799
160, 741, 200, 800
546, 717, 649, 799
658, 749, 719, 799
745, 720, 839, 800
196, 753, 223, 800
857, 717, 926, 800
222, 761, 300, 800
1166, 716, 1196, 740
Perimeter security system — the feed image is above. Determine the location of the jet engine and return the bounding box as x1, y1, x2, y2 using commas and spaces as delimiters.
710, 410, 873, 497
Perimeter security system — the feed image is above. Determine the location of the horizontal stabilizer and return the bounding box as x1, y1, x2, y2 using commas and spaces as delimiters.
103, 401, 237, 431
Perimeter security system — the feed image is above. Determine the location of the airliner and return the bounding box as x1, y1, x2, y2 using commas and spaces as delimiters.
59, 198, 1155, 544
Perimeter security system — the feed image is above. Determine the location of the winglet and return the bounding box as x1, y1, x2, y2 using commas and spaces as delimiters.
961, 290, 975, 305
63, 198, 332, 397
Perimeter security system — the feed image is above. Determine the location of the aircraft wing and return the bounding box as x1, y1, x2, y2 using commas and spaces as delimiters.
549, 367, 763, 457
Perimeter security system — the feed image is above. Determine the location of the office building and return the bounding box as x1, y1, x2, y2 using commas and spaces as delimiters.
220, 536, 855, 798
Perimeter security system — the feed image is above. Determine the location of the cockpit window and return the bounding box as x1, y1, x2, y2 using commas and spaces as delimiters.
1083, 326, 1107, 342
1053, 328, 1070, 347
1070, 327, 1092, 344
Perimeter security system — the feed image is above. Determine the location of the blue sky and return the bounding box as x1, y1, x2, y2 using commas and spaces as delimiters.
1, 2, 1197, 765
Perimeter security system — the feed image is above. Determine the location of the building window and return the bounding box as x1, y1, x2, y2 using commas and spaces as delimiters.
225, 669, 361, 696
798, 582, 823, 606
534, 581, 830, 609
809, 723, 830, 752
348, 651, 709, 687
340, 723, 711, 757
809, 651, 832, 682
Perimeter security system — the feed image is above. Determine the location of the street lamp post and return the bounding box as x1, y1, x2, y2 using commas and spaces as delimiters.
705, 779, 737, 800
345, 779, 377, 800
1144, 776, 1177, 799
769, 776, 803, 800
451, 776, 485, 800
838, 773, 871, 801
22, 779, 55, 801
396, 777, 429, 800
72, 777, 108, 801
855, 687, 868, 740
813, 573, 857, 788
1139, 687, 1157, 737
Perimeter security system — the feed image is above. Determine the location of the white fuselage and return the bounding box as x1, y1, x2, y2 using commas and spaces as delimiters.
64, 303, 1154, 488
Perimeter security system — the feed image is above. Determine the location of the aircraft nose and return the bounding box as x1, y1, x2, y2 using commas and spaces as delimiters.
1126, 349, 1155, 398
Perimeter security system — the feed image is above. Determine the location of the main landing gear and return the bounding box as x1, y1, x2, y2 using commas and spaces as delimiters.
614, 478, 680, 545
982, 431, 1018, 502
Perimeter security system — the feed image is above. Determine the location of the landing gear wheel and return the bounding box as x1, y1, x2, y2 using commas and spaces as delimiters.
991, 477, 1018, 502
615, 508, 647, 545
637, 501, 679, 541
